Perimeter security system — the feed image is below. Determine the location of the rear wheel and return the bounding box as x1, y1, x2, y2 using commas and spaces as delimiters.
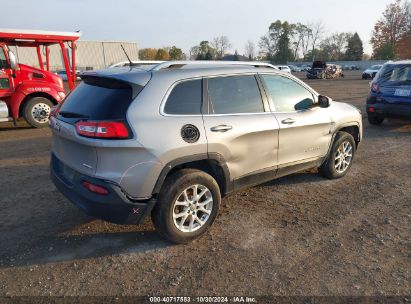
23, 97, 53, 128
319, 131, 356, 179
152, 169, 221, 244
368, 113, 384, 125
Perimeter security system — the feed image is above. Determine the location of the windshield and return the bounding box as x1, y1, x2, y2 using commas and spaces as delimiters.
370, 65, 382, 70
377, 64, 411, 85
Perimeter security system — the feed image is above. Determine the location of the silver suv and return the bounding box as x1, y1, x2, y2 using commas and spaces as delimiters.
50, 61, 362, 243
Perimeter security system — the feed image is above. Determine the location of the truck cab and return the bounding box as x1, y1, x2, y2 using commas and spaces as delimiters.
0, 29, 81, 127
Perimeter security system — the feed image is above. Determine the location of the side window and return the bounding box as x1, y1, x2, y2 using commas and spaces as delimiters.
164, 79, 202, 115
207, 75, 264, 114
261, 75, 314, 112
0, 49, 10, 70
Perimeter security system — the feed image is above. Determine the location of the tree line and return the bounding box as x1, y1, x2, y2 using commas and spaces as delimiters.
138, 0, 410, 63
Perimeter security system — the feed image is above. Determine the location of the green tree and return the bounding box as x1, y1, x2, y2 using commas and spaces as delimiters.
345, 33, 364, 61
169, 46, 183, 60
194, 41, 216, 60
259, 20, 294, 63
274, 22, 293, 63
373, 42, 395, 60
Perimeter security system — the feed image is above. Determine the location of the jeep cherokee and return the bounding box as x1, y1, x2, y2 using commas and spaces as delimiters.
50, 61, 362, 243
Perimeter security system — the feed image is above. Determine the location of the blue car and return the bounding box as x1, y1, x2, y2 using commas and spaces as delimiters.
366, 61, 411, 125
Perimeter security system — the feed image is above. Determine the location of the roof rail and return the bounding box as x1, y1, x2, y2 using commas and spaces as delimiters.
150, 61, 279, 71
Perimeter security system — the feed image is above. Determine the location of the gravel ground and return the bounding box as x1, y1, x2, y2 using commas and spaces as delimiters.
0, 71, 410, 298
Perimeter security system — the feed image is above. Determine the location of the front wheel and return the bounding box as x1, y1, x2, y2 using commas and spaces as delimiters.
23, 97, 53, 128
319, 131, 356, 179
152, 169, 221, 244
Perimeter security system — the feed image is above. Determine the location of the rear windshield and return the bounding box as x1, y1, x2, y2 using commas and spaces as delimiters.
58, 77, 140, 123
377, 64, 411, 85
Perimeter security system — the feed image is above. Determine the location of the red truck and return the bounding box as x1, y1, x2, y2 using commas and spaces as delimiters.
0, 29, 80, 127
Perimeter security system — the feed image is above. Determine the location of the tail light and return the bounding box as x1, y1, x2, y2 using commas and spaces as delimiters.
82, 180, 109, 195
371, 83, 380, 93
75, 121, 130, 139
367, 95, 376, 104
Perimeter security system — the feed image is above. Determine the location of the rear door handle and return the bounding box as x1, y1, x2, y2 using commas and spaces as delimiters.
210, 125, 232, 132
281, 118, 296, 125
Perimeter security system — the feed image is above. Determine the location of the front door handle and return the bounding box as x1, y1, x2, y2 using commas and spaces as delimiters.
210, 125, 232, 132
281, 118, 296, 125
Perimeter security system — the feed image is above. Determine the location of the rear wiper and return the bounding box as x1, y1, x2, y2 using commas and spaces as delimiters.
58, 111, 89, 119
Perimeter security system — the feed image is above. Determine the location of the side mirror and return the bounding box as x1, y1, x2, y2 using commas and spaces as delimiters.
318, 95, 330, 108
294, 98, 314, 111
8, 51, 18, 69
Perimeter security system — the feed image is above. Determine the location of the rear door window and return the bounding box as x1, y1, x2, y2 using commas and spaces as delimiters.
164, 79, 202, 115
207, 75, 264, 114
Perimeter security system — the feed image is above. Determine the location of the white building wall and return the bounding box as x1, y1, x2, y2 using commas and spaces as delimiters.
9, 40, 139, 71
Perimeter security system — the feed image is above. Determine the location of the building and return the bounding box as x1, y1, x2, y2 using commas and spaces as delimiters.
9, 40, 139, 71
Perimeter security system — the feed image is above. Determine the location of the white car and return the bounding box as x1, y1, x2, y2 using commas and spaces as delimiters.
108, 60, 164, 68
288, 65, 302, 72
275, 65, 292, 73
362, 65, 383, 79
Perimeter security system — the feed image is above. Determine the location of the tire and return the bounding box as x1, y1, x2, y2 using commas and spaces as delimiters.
319, 131, 356, 179
23, 97, 53, 128
152, 169, 221, 244
368, 113, 384, 125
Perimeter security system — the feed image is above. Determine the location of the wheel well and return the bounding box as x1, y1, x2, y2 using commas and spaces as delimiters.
163, 159, 228, 197
19, 93, 57, 117
339, 125, 360, 148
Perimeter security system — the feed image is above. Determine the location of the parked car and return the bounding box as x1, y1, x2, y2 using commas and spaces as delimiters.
366, 60, 411, 125
108, 60, 164, 68
55, 70, 82, 81
299, 65, 311, 71
362, 65, 383, 79
307, 61, 344, 79
288, 65, 302, 72
275, 65, 291, 73
50, 61, 362, 243
350, 65, 360, 70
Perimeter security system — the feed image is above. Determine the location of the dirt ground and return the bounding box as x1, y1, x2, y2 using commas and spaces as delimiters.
0, 71, 410, 298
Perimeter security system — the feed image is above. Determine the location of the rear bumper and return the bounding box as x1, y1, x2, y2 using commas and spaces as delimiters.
50, 153, 156, 225
367, 103, 411, 118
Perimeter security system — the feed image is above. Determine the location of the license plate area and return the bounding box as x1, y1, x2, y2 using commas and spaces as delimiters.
62, 164, 75, 182
394, 89, 411, 97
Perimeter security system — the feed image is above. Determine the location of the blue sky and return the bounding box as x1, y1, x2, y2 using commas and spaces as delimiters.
2, 0, 394, 55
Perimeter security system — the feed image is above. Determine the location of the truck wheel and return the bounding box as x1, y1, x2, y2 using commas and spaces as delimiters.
152, 169, 221, 244
23, 97, 53, 128
368, 113, 384, 125
319, 131, 356, 179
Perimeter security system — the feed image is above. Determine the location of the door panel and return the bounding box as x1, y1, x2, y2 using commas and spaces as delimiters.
203, 114, 279, 179
0, 47, 13, 98
260, 74, 333, 167
274, 108, 332, 166
203, 75, 279, 180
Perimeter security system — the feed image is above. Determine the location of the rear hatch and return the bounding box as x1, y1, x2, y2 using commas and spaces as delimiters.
51, 73, 148, 176
377, 63, 411, 105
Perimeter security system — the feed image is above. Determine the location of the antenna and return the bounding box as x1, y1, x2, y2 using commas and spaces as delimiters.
121, 44, 135, 67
